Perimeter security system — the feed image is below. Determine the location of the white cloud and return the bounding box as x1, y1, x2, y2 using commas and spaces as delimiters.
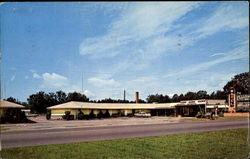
62, 85, 81, 93
79, 2, 248, 78
40, 73, 68, 88
10, 75, 16, 82
33, 73, 41, 79
87, 76, 161, 101
83, 90, 95, 98
88, 77, 120, 87
210, 53, 226, 57
29, 69, 36, 73
79, 2, 200, 58
165, 43, 248, 78
78, 2, 202, 78
10, 67, 16, 71
75, 2, 249, 100
53, 83, 96, 98
32, 72, 95, 98
195, 4, 249, 39
109, 2, 199, 41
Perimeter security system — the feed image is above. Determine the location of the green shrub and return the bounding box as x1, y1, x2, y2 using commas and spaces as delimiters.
63, 111, 74, 120
0, 116, 6, 123
83, 115, 89, 120
196, 111, 205, 118
89, 110, 95, 119
104, 110, 110, 118
20, 111, 28, 122
218, 111, 224, 117
77, 110, 84, 120
46, 110, 51, 120
97, 111, 103, 119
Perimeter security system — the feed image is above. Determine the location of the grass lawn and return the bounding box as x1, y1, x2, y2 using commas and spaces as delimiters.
0, 125, 9, 131
183, 116, 248, 121
216, 116, 249, 120
1, 128, 249, 159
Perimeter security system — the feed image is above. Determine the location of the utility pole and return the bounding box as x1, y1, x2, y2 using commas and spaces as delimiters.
0, 51, 2, 151
81, 72, 83, 94
0, 51, 1, 100
123, 90, 126, 102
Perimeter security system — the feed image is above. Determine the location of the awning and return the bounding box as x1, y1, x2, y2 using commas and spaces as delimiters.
206, 105, 228, 108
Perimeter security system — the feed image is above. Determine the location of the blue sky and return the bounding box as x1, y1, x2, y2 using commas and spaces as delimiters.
0, 2, 249, 102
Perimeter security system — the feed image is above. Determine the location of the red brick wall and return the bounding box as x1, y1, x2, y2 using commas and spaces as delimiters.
224, 113, 249, 116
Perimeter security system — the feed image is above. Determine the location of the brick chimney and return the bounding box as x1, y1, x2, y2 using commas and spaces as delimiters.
135, 92, 139, 104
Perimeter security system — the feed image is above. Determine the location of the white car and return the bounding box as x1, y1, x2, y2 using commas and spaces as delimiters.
134, 112, 151, 118
25, 112, 38, 117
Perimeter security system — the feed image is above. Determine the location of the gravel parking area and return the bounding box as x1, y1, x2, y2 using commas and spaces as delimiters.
1, 116, 181, 131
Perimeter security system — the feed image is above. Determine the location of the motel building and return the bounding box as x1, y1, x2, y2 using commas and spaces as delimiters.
175, 99, 227, 117
47, 98, 228, 119
227, 87, 250, 113
0, 100, 25, 123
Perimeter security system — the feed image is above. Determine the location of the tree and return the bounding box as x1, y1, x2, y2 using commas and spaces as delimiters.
138, 99, 146, 103
21, 102, 28, 107
46, 93, 58, 106
146, 94, 159, 103
98, 98, 115, 103
223, 72, 249, 94
66, 92, 89, 102
77, 110, 84, 120
171, 94, 180, 102
117, 99, 130, 103
46, 110, 51, 120
146, 94, 171, 103
215, 90, 227, 99
210, 90, 227, 99
27, 92, 51, 114
5, 97, 21, 104
56, 90, 67, 104
5, 97, 28, 108
95, 98, 132, 103
196, 90, 209, 99
179, 94, 185, 101
184, 92, 197, 100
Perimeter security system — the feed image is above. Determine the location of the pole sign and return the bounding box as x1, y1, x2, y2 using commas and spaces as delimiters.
229, 88, 235, 107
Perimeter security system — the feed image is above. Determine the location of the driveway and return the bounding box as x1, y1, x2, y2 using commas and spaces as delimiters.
1, 116, 182, 131
1, 119, 247, 148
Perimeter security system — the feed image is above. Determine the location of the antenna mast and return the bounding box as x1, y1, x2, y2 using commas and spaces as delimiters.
124, 90, 126, 102
81, 72, 83, 94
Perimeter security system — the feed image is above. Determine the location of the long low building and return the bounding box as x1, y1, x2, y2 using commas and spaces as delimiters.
175, 99, 227, 117
47, 101, 178, 118
0, 100, 25, 123
47, 99, 228, 119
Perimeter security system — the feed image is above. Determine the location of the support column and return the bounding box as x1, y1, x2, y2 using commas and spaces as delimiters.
233, 93, 237, 112
109, 110, 112, 116
124, 110, 127, 116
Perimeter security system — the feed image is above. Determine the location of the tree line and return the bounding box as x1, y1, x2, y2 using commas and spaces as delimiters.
5, 72, 249, 114
146, 90, 227, 103
6, 91, 89, 114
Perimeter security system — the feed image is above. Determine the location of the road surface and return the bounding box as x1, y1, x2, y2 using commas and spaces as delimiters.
1, 119, 248, 148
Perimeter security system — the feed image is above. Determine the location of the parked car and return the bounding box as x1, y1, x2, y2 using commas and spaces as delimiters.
134, 112, 151, 118
25, 112, 38, 117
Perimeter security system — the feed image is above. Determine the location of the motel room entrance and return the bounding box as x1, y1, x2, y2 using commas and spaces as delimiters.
151, 109, 175, 116
175, 105, 205, 117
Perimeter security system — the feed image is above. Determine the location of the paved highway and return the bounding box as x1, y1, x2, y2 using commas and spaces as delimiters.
1, 119, 248, 148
